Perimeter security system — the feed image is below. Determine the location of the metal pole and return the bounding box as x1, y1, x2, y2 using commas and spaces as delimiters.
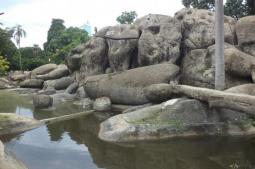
215, 0, 225, 90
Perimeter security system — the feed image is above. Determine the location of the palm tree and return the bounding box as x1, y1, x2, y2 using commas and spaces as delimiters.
215, 0, 225, 90
12, 24, 26, 71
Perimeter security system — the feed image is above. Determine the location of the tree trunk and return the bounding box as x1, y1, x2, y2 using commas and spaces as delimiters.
215, 0, 225, 90
169, 84, 255, 115
18, 44, 22, 71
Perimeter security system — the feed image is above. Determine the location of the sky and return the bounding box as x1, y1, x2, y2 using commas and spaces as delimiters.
0, 0, 184, 48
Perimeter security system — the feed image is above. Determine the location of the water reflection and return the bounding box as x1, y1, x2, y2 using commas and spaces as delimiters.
1, 90, 255, 169
53, 114, 255, 169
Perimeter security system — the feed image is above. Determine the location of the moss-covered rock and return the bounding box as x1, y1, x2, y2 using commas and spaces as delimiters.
99, 98, 255, 142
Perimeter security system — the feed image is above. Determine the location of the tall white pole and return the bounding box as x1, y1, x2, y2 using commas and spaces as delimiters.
215, 0, 225, 90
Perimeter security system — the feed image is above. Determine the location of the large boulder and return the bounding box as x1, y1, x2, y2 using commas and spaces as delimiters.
36, 64, 69, 80
225, 47, 255, 78
236, 16, 255, 46
65, 44, 86, 72
236, 16, 255, 57
105, 25, 139, 71
80, 37, 108, 79
180, 44, 251, 89
31, 64, 57, 77
174, 8, 236, 54
99, 98, 255, 142
136, 14, 182, 66
65, 54, 82, 72
20, 79, 44, 88
84, 63, 179, 105
33, 94, 53, 108
54, 77, 75, 90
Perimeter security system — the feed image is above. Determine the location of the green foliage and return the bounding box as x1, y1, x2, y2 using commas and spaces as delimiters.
19, 46, 49, 70
225, 0, 248, 19
44, 18, 65, 52
44, 19, 90, 64
246, 0, 255, 15
116, 11, 138, 24
182, 0, 215, 10
0, 27, 19, 70
182, 0, 255, 19
0, 56, 10, 75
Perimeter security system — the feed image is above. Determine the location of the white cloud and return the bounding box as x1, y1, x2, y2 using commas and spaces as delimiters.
1, 0, 184, 48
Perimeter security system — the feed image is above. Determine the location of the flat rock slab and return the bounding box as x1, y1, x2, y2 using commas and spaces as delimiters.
0, 113, 41, 137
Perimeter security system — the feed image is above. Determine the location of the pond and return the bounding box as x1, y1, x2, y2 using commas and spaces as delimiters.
1, 90, 255, 169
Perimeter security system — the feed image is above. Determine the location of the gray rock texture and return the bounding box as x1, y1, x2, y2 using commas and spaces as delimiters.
84, 63, 179, 105
80, 37, 108, 79
136, 14, 182, 66
33, 94, 53, 108
93, 97, 112, 111
174, 8, 236, 54
106, 25, 139, 71
20, 79, 44, 88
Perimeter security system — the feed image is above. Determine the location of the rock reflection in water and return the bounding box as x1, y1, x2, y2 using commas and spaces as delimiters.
45, 113, 255, 169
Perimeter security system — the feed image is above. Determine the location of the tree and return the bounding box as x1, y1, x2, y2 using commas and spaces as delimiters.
19, 46, 48, 70
50, 27, 90, 64
0, 56, 10, 75
182, 0, 255, 19
44, 18, 65, 53
0, 27, 19, 70
116, 11, 138, 24
247, 0, 255, 15
182, 0, 215, 10
224, 0, 248, 19
215, 0, 225, 90
44, 19, 90, 64
12, 24, 26, 70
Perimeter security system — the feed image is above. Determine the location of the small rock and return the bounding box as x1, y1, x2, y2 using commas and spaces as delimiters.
33, 95, 53, 108
20, 79, 44, 88
65, 82, 79, 94
38, 88, 56, 95
73, 98, 93, 110
93, 97, 112, 111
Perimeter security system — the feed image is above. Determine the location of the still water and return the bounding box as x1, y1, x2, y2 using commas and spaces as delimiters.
1, 90, 255, 169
